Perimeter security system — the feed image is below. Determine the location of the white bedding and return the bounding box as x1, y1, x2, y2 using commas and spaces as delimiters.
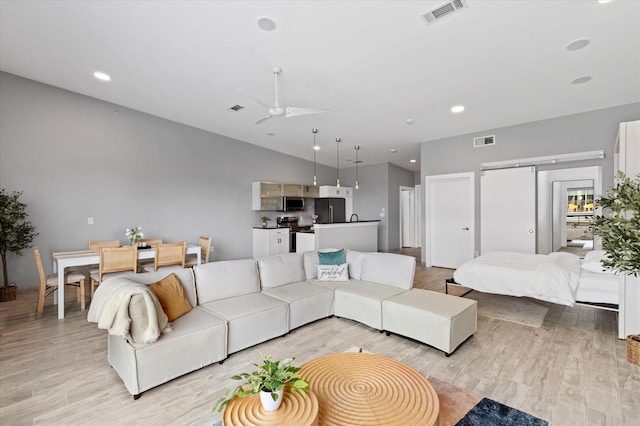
453, 251, 582, 306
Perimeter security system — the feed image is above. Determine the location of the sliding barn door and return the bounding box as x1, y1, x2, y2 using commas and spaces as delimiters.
481, 166, 536, 254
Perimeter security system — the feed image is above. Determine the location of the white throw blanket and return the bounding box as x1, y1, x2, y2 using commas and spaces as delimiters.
87, 276, 170, 344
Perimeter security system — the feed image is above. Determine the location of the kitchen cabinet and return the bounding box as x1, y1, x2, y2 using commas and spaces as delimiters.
253, 228, 290, 258
302, 185, 319, 198
283, 184, 303, 197
252, 182, 283, 211
319, 186, 352, 198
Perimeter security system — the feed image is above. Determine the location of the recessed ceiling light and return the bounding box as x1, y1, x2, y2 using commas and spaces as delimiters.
390, 148, 397, 153
565, 38, 590, 51
451, 105, 465, 113
257, 17, 276, 31
93, 71, 111, 81
410, 159, 417, 163
571, 76, 592, 85
406, 118, 414, 124
598, 0, 612, 4
314, 145, 320, 151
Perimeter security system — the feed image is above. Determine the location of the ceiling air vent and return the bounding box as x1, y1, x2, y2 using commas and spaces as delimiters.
421, 0, 468, 25
473, 135, 495, 148
228, 104, 244, 112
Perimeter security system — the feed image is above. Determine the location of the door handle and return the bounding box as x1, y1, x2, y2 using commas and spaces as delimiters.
462, 227, 470, 231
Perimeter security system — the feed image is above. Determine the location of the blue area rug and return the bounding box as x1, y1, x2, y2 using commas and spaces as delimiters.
456, 397, 548, 426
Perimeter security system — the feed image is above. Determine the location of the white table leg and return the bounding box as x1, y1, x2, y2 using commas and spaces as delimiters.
57, 264, 65, 319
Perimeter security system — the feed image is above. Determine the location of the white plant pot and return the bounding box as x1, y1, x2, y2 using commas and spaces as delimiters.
259, 389, 284, 411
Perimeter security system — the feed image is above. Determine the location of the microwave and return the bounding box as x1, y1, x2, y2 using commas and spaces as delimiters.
284, 197, 305, 211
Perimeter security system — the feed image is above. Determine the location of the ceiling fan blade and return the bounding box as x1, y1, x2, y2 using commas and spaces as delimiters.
255, 115, 273, 125
285, 107, 329, 118
238, 88, 271, 109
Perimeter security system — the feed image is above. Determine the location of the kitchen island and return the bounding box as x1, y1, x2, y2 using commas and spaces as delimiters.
296, 221, 379, 253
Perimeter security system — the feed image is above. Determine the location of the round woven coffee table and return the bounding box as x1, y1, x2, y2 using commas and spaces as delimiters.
299, 352, 439, 425
223, 388, 319, 426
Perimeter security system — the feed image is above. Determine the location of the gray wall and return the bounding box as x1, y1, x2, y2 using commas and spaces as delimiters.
420, 102, 640, 262
0, 72, 340, 287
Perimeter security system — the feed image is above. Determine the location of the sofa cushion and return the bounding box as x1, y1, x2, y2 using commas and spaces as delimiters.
258, 252, 305, 288
194, 259, 260, 303
334, 281, 406, 330
262, 281, 334, 330
318, 248, 346, 265
199, 293, 288, 354
148, 273, 192, 321
303, 251, 319, 280
361, 252, 415, 290
346, 250, 366, 280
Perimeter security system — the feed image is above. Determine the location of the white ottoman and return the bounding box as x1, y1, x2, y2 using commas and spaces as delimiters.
382, 289, 477, 356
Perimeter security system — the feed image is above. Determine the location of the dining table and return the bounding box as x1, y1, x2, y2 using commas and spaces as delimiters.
52, 244, 202, 319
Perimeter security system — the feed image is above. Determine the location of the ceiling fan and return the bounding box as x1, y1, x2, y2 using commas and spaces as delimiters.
240, 66, 328, 125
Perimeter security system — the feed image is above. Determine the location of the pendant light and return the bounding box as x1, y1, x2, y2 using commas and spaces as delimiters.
335, 137, 341, 187
312, 128, 318, 186
354, 145, 360, 189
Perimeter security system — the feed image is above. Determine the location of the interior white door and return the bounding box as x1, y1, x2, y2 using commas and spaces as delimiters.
400, 189, 415, 247
425, 173, 474, 268
481, 167, 536, 254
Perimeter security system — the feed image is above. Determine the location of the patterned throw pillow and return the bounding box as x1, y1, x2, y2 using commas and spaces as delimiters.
317, 263, 349, 281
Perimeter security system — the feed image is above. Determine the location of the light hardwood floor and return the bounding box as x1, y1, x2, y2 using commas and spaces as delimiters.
1, 252, 638, 425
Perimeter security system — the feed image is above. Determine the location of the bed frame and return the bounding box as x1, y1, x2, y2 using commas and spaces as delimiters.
445, 277, 618, 312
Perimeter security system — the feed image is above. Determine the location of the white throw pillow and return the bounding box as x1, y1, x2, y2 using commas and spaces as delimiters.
317, 263, 349, 281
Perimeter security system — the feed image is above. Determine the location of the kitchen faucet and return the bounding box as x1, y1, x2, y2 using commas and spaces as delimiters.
349, 213, 359, 222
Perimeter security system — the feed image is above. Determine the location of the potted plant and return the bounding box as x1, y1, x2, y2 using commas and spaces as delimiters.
593, 172, 640, 364
0, 189, 38, 302
260, 216, 272, 228
213, 353, 308, 413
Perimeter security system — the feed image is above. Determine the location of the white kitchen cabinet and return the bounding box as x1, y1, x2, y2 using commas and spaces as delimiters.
319, 186, 351, 198
253, 228, 290, 258
252, 182, 283, 211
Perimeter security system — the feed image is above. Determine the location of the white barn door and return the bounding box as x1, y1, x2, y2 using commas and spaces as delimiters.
481, 167, 536, 254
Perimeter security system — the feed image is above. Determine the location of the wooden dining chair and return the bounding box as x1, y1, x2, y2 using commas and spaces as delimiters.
34, 247, 86, 318
90, 246, 138, 298
146, 242, 186, 272
88, 240, 122, 250
184, 236, 212, 268
136, 238, 163, 271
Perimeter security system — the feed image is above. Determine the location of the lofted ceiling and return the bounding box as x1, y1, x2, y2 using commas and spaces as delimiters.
1, 0, 639, 172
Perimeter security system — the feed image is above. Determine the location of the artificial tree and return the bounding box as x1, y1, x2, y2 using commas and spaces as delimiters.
593, 172, 640, 276
0, 189, 38, 301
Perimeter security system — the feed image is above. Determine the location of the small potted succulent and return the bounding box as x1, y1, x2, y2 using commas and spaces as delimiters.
260, 216, 271, 228
213, 353, 308, 413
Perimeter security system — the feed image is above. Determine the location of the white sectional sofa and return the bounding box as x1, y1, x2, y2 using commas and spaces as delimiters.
102, 250, 477, 399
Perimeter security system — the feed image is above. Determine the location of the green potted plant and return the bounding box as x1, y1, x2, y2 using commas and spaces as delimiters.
260, 216, 272, 228
0, 189, 39, 302
593, 172, 640, 364
213, 353, 308, 413
593, 172, 640, 275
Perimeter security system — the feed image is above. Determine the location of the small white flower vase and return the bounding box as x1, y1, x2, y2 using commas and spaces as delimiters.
259, 389, 284, 411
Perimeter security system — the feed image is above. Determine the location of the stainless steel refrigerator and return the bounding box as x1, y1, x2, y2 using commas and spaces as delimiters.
315, 198, 346, 223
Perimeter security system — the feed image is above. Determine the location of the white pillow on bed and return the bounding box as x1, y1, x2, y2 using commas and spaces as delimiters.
581, 250, 617, 275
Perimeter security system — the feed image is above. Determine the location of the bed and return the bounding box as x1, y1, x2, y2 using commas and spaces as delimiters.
449, 250, 620, 309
